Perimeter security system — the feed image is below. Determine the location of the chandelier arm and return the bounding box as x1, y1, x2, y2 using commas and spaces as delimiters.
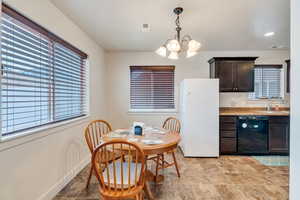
175, 15, 181, 41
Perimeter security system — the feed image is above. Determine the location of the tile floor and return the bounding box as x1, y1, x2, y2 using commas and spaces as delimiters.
53, 150, 289, 200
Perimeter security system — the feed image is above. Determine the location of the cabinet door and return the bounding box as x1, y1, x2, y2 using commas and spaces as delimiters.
220, 138, 237, 154
235, 61, 254, 92
286, 60, 290, 93
269, 117, 289, 153
216, 61, 234, 92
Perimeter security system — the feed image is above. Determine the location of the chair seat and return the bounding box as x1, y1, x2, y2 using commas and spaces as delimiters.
102, 161, 142, 188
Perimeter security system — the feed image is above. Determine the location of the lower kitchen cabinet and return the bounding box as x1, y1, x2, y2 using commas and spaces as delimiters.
269, 117, 290, 154
220, 115, 290, 155
220, 138, 237, 154
220, 116, 237, 154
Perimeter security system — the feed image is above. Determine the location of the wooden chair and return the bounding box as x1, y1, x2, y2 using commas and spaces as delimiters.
92, 139, 146, 200
152, 117, 181, 179
84, 120, 112, 189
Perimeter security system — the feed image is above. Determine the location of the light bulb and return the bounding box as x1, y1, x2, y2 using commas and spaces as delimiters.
155, 46, 167, 57
166, 39, 181, 52
188, 40, 201, 52
168, 51, 179, 60
186, 50, 197, 58
264, 32, 275, 37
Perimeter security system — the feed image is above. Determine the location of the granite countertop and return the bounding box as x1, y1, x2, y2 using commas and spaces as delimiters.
220, 107, 290, 116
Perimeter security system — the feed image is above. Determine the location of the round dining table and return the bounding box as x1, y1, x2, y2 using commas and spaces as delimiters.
102, 130, 181, 200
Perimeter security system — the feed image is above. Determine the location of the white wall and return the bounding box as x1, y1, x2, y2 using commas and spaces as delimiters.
290, 0, 299, 199
106, 50, 290, 128
0, 1, 107, 200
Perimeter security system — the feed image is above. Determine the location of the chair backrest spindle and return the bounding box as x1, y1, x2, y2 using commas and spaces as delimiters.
163, 117, 181, 133
85, 120, 112, 153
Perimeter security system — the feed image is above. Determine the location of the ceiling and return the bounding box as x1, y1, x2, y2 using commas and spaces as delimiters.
51, 0, 290, 51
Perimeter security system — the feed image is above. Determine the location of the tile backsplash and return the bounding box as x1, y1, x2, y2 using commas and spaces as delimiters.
220, 93, 290, 108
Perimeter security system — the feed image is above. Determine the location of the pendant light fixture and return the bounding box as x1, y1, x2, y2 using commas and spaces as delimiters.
155, 7, 201, 59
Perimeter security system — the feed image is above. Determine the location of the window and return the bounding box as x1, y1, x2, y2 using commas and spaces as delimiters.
1, 4, 88, 136
130, 66, 175, 110
249, 65, 283, 99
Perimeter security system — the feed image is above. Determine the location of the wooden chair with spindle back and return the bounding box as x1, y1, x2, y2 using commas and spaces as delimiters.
163, 117, 181, 133
152, 117, 181, 180
92, 139, 146, 200
84, 120, 112, 189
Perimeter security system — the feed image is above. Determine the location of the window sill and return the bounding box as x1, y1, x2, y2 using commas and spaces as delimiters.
128, 109, 178, 114
0, 115, 90, 152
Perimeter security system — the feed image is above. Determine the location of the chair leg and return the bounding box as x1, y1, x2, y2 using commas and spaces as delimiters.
136, 192, 143, 200
171, 151, 180, 178
140, 191, 144, 200
86, 164, 93, 189
161, 153, 165, 170
155, 154, 161, 183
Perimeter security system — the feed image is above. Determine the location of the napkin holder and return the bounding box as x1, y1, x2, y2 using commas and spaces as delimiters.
133, 122, 144, 136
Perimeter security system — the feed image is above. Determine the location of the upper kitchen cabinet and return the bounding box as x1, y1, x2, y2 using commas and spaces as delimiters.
286, 60, 290, 93
208, 57, 258, 92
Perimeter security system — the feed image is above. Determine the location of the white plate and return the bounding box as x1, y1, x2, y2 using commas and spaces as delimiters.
127, 138, 139, 142
109, 133, 126, 138
141, 139, 163, 145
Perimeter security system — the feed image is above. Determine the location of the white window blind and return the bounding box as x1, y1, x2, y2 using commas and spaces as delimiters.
53, 43, 87, 121
249, 65, 282, 99
130, 66, 175, 110
1, 5, 88, 136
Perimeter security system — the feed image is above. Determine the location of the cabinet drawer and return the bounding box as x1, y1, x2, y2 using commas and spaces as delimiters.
220, 122, 236, 130
269, 116, 290, 124
220, 130, 236, 138
220, 116, 236, 123
220, 138, 237, 154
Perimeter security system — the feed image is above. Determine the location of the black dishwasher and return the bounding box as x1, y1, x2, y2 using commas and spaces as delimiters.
238, 116, 269, 154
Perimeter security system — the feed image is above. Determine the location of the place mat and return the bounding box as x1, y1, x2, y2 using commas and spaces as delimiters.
108, 132, 127, 138
144, 127, 167, 134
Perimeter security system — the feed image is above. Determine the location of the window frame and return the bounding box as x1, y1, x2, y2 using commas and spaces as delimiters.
0, 3, 89, 140
129, 66, 176, 112
248, 64, 284, 100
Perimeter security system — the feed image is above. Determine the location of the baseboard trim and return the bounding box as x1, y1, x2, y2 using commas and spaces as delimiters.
37, 156, 90, 200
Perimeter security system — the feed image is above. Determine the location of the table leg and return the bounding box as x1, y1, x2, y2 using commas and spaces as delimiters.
146, 169, 164, 183
144, 181, 154, 200
143, 155, 166, 200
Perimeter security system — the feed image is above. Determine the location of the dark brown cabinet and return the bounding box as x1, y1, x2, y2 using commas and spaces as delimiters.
220, 116, 237, 154
269, 116, 289, 154
286, 60, 290, 93
220, 115, 290, 155
209, 57, 258, 92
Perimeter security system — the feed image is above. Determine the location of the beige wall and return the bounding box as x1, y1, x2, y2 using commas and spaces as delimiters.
106, 50, 290, 128
290, 0, 300, 199
0, 0, 107, 200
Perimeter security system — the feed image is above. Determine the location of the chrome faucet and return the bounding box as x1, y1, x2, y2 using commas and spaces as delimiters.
266, 102, 272, 111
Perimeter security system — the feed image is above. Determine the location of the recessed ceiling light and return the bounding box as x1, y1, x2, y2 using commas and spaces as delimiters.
264, 32, 275, 37
142, 24, 150, 32
271, 45, 278, 49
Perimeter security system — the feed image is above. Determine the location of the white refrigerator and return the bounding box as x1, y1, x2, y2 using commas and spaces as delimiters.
179, 79, 219, 157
